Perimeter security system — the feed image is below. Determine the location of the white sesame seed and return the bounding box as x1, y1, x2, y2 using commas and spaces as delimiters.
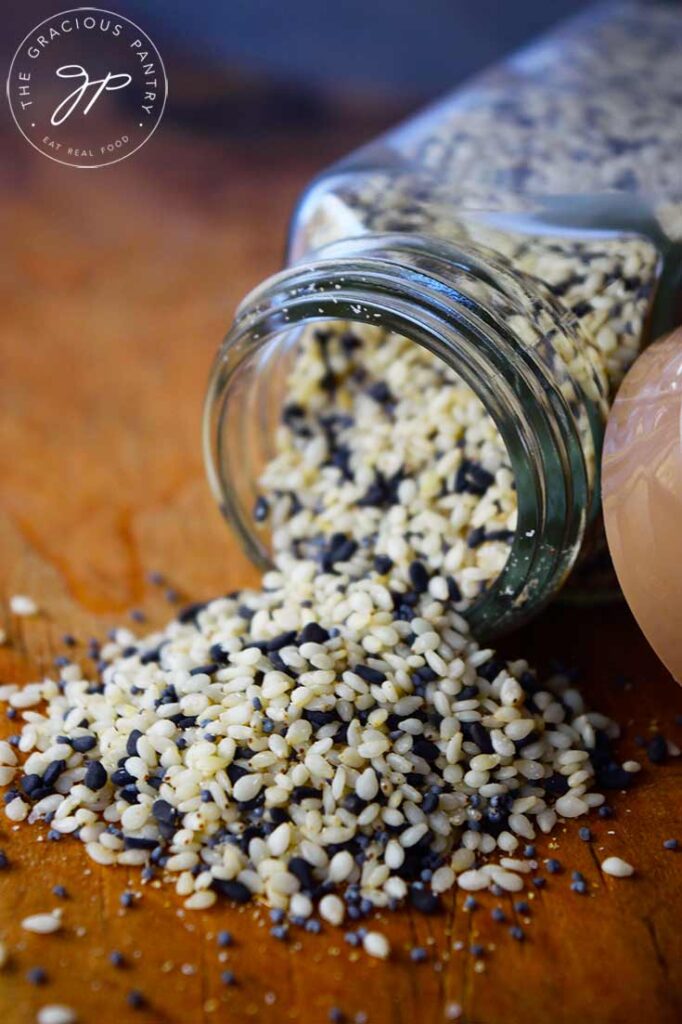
555, 794, 589, 818
431, 866, 455, 893
0, 740, 18, 766
232, 775, 263, 802
457, 869, 489, 891
36, 1006, 77, 1024
10, 594, 39, 617
21, 912, 62, 935
601, 857, 635, 878
356, 767, 379, 801
6, 796, 29, 822
184, 890, 217, 910
328, 850, 354, 883
363, 931, 390, 959
267, 823, 292, 857
319, 894, 345, 926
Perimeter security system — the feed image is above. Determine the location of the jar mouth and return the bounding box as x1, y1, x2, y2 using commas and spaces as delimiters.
204, 232, 605, 638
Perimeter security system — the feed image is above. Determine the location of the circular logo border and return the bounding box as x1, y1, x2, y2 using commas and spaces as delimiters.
6, 6, 168, 169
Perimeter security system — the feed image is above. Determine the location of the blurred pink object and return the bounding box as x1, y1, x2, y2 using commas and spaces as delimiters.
603, 328, 682, 682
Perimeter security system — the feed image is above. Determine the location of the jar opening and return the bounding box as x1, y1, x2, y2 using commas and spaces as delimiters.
204, 234, 604, 637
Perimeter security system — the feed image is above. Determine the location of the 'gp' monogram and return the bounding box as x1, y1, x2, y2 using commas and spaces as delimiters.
50, 64, 132, 125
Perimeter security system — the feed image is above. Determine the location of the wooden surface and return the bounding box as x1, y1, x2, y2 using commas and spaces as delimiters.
1, 85, 681, 1024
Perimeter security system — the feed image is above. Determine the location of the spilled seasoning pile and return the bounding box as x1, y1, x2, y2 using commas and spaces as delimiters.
0, 326, 645, 958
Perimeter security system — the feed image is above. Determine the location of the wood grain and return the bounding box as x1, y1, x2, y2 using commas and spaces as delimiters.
1, 97, 681, 1024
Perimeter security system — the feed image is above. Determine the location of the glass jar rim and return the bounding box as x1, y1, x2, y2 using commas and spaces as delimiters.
204, 232, 606, 638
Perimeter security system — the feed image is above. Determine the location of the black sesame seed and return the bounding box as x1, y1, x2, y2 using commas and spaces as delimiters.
111, 767, 136, 787
124, 836, 158, 851
221, 970, 236, 986
463, 896, 478, 911
455, 459, 494, 496
663, 838, 679, 851
492, 907, 506, 922
211, 878, 252, 904
42, 760, 67, 788
467, 526, 486, 548
21, 774, 44, 798
217, 930, 233, 947
367, 381, 392, 404
409, 885, 441, 915
152, 799, 177, 825
127, 729, 144, 757
546, 858, 562, 874
515, 901, 530, 915
72, 735, 97, 753
176, 601, 206, 624
127, 989, 145, 1010
408, 560, 429, 593
0, 850, 9, 870
373, 555, 393, 575
190, 663, 219, 676
298, 622, 330, 645
253, 496, 270, 523
52, 884, 68, 898
446, 576, 462, 602
27, 967, 48, 985
470, 722, 493, 755
509, 926, 525, 941
578, 827, 593, 842
421, 791, 439, 814
647, 734, 668, 764
470, 943, 484, 957
109, 950, 125, 967
353, 664, 386, 685
84, 761, 107, 791
120, 891, 135, 908
288, 856, 315, 891
266, 631, 298, 652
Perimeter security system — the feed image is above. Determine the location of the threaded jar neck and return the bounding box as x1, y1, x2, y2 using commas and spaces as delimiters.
204, 232, 606, 638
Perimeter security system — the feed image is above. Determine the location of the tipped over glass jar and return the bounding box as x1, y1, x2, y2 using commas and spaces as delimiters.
204, 1, 682, 639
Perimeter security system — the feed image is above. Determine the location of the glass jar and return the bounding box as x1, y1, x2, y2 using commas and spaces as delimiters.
204, 1, 682, 638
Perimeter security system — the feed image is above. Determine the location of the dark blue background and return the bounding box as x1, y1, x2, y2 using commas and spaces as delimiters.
117, 0, 592, 99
